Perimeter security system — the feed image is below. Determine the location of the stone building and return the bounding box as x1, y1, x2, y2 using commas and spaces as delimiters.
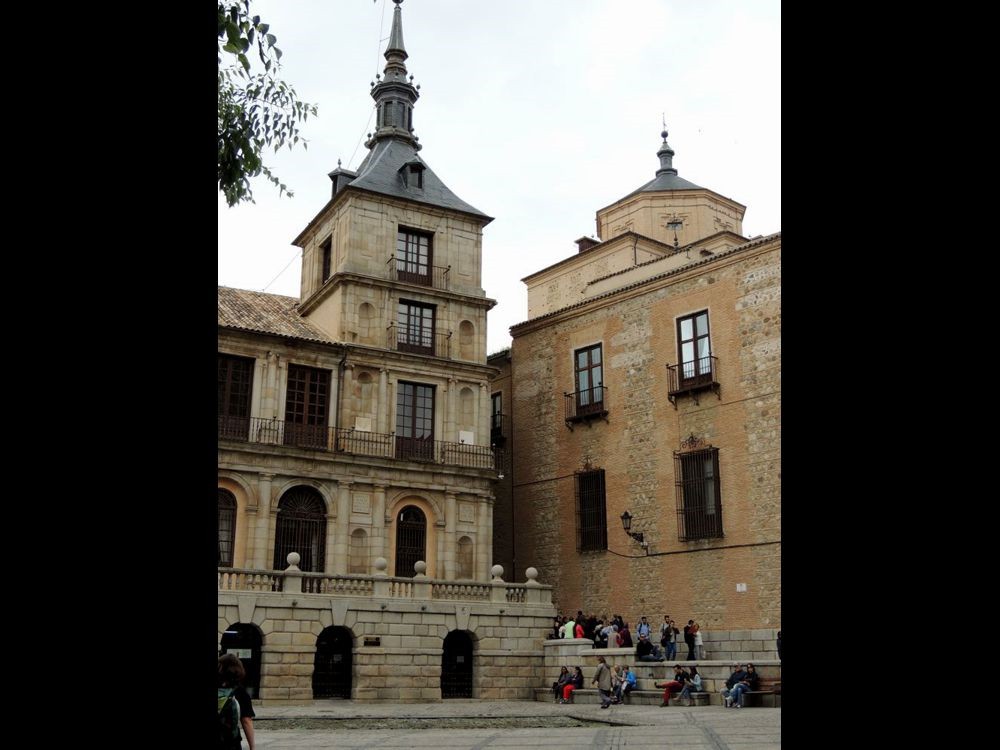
218, 1, 554, 702
493, 129, 781, 635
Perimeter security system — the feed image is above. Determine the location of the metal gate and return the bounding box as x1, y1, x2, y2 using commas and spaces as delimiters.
395, 506, 426, 576
441, 630, 473, 698
313, 627, 352, 699
220, 623, 262, 698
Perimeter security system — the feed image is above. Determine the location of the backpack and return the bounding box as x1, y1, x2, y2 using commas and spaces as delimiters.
218, 687, 242, 744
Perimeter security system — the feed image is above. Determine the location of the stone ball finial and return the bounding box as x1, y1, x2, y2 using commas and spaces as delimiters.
661, 129, 669, 140
374, 557, 388, 573
414, 560, 427, 575
491, 564, 504, 580
286, 552, 301, 567
525, 567, 538, 581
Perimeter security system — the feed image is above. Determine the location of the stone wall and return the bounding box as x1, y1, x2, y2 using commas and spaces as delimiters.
218, 586, 555, 703
506, 237, 781, 630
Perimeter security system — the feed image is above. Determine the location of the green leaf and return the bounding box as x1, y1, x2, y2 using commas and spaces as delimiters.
266, 33, 277, 48
238, 53, 250, 72
274, 46, 283, 60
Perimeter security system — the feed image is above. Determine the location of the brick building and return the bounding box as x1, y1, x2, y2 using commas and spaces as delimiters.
492, 129, 781, 634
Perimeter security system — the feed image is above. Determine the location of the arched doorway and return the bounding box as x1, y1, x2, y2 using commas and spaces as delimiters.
441, 630, 474, 698
220, 623, 263, 698
313, 626, 353, 699
395, 505, 426, 576
273, 486, 327, 572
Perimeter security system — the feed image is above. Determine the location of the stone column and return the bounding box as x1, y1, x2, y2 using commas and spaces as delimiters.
333, 481, 353, 574
378, 368, 389, 434
444, 491, 457, 580
250, 358, 266, 419
476, 495, 492, 581
341, 363, 355, 430
372, 484, 388, 562
478, 381, 489, 446
261, 352, 277, 419
324, 486, 337, 574
446, 377, 457, 443
483, 495, 495, 582
252, 473, 274, 569
435, 519, 446, 579
275, 357, 288, 422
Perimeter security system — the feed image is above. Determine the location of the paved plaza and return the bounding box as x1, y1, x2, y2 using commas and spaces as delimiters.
251, 699, 781, 749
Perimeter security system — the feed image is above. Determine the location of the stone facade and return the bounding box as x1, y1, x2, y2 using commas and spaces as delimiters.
500, 134, 781, 632
218, 2, 555, 703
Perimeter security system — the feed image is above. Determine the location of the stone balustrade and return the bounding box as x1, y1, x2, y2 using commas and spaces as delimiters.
218, 555, 552, 605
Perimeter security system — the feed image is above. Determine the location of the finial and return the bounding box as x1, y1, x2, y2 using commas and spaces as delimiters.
337, 158, 342, 168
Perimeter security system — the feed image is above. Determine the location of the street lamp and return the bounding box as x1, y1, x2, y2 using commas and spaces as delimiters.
620, 510, 647, 550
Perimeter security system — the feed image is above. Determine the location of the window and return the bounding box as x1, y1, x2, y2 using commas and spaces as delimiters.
396, 229, 432, 285
395, 505, 427, 576
273, 486, 327, 572
397, 300, 435, 354
674, 447, 723, 540
320, 236, 332, 283
218, 489, 237, 566
576, 469, 607, 551
284, 365, 330, 448
574, 344, 604, 415
218, 354, 254, 440
396, 381, 435, 461
678, 311, 712, 385
491, 392, 504, 444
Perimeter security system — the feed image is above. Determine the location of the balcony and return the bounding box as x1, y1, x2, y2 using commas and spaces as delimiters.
386, 257, 451, 290
666, 356, 720, 408
564, 386, 608, 429
219, 417, 505, 472
386, 324, 452, 358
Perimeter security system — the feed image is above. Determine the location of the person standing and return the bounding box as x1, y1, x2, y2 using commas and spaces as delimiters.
776, 630, 781, 660
592, 656, 613, 708
636, 616, 652, 641
693, 621, 705, 660
218, 653, 256, 750
684, 620, 696, 660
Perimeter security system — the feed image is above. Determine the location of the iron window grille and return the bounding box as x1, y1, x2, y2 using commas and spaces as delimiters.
673, 447, 723, 541
575, 469, 608, 551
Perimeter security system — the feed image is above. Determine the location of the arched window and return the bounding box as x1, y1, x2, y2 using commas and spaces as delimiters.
218, 489, 237, 567
349, 528, 368, 574
395, 505, 426, 576
273, 487, 327, 572
456, 536, 473, 580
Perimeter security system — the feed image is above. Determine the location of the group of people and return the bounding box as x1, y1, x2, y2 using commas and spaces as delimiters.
654, 664, 703, 706
719, 662, 760, 708
549, 612, 706, 661
551, 659, 638, 707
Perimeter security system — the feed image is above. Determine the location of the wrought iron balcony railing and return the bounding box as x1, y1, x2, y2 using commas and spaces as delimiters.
386, 324, 452, 358
666, 355, 720, 407
564, 386, 608, 428
386, 257, 451, 290
219, 417, 505, 472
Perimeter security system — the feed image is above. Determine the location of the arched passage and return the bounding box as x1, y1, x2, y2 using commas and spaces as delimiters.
441, 630, 474, 698
220, 623, 263, 698
313, 626, 353, 699
273, 486, 327, 572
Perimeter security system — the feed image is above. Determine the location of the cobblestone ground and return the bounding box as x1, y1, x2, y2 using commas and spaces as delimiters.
251, 700, 781, 749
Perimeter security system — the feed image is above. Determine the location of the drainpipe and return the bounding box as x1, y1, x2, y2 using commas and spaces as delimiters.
335, 348, 348, 436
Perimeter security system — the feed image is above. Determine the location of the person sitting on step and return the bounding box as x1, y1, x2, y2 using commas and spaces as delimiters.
728, 663, 759, 708
655, 664, 689, 706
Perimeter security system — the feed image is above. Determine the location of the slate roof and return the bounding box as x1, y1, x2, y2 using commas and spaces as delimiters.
217, 286, 337, 345
348, 138, 491, 221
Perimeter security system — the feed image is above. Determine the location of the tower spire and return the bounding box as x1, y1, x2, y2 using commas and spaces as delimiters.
656, 124, 677, 176
367, 0, 420, 150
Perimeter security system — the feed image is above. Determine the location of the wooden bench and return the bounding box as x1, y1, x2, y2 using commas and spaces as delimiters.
741, 678, 781, 707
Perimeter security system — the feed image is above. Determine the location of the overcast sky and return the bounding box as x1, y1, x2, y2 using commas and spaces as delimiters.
218, 0, 780, 353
